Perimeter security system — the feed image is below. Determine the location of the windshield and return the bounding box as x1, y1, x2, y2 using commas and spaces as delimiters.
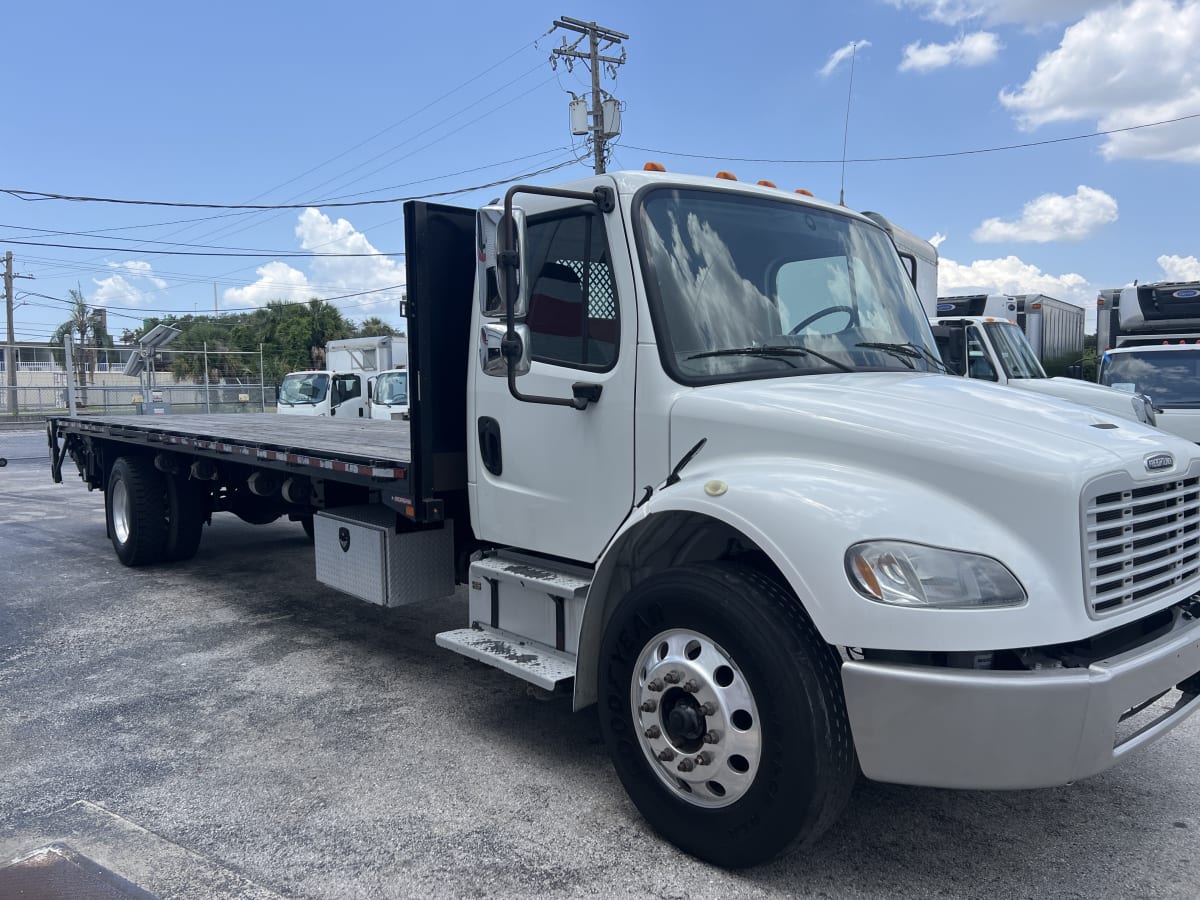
374, 371, 408, 405
1099, 350, 1200, 407
637, 188, 940, 383
278, 372, 329, 405
984, 322, 1045, 379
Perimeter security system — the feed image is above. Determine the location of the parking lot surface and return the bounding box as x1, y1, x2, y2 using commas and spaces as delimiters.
1, 428, 1198, 898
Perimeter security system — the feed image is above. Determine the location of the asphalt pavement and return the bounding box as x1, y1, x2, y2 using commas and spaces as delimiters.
1, 428, 1198, 899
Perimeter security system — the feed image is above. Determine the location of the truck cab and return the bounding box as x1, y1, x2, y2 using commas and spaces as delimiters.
276, 370, 365, 417
933, 315, 1157, 425
368, 368, 409, 420
1100, 342, 1200, 442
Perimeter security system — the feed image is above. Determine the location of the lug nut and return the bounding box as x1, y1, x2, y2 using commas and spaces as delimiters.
703, 730, 720, 744
647, 679, 664, 692
663, 671, 682, 684
693, 752, 712, 766
677, 758, 695, 773
657, 748, 676, 762
683, 679, 700, 693
645, 725, 661, 739
640, 699, 658, 713
699, 702, 717, 716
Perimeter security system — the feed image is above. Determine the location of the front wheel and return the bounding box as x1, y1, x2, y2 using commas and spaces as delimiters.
598, 563, 855, 867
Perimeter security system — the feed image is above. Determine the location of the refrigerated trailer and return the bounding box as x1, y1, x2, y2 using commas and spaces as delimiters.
1098, 281, 1200, 442
47, 170, 1200, 868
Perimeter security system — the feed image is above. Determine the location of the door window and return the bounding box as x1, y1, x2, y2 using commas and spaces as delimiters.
524, 209, 619, 370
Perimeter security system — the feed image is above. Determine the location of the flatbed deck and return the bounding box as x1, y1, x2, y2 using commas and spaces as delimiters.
48, 414, 419, 515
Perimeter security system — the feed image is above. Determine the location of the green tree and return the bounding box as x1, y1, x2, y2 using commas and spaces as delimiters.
49, 289, 110, 390
357, 317, 397, 337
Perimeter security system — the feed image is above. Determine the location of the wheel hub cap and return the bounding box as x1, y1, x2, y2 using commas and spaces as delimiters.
631, 628, 762, 808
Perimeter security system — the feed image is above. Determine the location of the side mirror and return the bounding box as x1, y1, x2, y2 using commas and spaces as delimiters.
367, 376, 375, 400
479, 323, 531, 377
477, 205, 528, 319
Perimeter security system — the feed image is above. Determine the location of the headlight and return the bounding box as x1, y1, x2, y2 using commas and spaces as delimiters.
845, 541, 1026, 609
1131, 393, 1156, 426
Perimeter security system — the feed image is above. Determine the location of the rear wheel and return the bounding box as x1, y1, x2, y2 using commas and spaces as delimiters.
165, 475, 206, 561
598, 563, 855, 867
106, 457, 168, 566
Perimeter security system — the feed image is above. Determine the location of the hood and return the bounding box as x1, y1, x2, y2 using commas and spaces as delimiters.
1006, 376, 1146, 423
668, 372, 1194, 504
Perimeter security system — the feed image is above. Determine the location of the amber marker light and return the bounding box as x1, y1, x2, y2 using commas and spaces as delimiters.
757, 179, 777, 188
644, 161, 666, 172
715, 171, 738, 180
795, 188, 814, 197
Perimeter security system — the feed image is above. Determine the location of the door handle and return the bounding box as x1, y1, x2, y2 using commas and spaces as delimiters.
477, 417, 503, 476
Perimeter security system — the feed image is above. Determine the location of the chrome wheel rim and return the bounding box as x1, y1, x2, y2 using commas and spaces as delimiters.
112, 478, 131, 545
631, 628, 762, 808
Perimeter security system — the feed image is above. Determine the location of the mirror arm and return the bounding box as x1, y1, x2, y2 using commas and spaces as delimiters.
499, 182, 615, 410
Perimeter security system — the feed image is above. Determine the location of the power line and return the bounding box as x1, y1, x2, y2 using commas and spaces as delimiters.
622, 111, 1200, 165
1, 156, 581, 211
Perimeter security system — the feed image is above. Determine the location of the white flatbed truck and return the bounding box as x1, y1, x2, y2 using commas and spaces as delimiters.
48, 169, 1200, 867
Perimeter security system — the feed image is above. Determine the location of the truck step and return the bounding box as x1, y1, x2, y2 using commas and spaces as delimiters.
471, 552, 591, 600
436, 625, 576, 691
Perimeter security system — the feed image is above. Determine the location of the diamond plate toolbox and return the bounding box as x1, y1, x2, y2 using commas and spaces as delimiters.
314, 505, 455, 607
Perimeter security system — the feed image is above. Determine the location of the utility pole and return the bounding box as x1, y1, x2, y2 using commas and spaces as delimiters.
550, 16, 628, 174
3, 252, 34, 416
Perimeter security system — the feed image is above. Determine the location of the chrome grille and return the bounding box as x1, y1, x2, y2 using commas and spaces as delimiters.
1085, 475, 1200, 615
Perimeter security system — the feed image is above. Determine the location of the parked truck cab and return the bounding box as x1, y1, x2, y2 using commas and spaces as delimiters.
933, 315, 1157, 425
368, 368, 409, 421
276, 369, 365, 417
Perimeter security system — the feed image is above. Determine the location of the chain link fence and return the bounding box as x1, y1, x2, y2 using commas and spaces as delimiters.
1, 344, 272, 425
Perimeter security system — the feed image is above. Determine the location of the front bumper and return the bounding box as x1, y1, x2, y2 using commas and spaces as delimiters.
842, 606, 1200, 789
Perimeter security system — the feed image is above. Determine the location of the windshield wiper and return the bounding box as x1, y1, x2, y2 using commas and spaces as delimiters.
687, 345, 854, 373
855, 341, 948, 372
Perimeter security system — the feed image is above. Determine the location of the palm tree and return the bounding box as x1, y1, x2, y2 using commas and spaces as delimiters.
49, 289, 108, 399
357, 317, 397, 337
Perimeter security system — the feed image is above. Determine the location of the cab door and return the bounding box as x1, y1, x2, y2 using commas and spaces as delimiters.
469, 198, 636, 563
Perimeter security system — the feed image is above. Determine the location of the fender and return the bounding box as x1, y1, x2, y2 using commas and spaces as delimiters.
573, 454, 1081, 710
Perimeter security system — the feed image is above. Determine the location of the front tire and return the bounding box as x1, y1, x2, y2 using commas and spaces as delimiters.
106, 456, 168, 566
598, 563, 855, 867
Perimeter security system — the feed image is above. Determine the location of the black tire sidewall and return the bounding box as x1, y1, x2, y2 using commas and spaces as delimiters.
599, 563, 845, 867
165, 475, 205, 561
106, 457, 168, 566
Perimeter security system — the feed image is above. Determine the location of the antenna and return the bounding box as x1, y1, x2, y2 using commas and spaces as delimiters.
839, 42, 859, 207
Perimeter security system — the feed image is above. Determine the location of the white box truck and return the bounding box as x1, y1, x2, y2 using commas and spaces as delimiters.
277, 335, 395, 418
1099, 281, 1200, 442
48, 169, 1200, 867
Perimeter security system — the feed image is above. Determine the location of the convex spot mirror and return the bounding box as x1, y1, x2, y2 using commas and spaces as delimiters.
477, 205, 529, 319
479, 323, 531, 377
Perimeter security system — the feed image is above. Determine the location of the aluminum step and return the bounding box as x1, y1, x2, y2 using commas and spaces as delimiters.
436, 625, 577, 691
471, 552, 591, 600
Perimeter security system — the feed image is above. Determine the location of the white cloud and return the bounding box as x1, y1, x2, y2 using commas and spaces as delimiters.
929, 232, 948, 248
1159, 254, 1200, 281
1000, 0, 1200, 162
224, 261, 313, 308
971, 185, 1117, 242
900, 31, 1001, 71
819, 40, 871, 78
938, 251, 1096, 323
222, 209, 406, 312
887, 0, 1100, 26
91, 259, 168, 306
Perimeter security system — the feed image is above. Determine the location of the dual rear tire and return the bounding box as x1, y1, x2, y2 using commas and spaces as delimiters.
106, 456, 205, 566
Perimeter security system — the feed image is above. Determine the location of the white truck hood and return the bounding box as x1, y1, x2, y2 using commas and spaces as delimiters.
1005, 376, 1145, 423
669, 372, 1176, 478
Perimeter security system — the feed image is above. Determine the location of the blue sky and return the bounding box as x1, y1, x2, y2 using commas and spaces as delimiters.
4, 0, 1198, 342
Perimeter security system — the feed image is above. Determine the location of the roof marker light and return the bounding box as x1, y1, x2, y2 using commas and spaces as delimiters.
757, 179, 777, 188
795, 188, 814, 197
644, 161, 666, 172
716, 171, 738, 181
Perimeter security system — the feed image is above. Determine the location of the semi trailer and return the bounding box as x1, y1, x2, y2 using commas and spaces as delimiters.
48, 169, 1200, 867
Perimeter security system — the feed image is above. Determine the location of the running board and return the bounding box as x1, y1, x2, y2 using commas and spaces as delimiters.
436, 625, 577, 691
